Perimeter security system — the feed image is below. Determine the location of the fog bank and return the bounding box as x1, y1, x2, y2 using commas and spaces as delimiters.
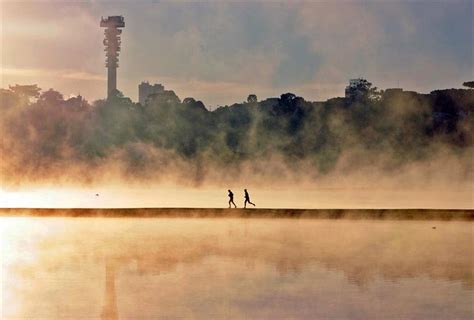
1, 84, 472, 208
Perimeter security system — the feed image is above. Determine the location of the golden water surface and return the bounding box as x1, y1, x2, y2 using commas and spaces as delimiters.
1, 217, 472, 319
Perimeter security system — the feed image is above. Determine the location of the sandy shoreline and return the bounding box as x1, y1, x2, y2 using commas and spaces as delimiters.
0, 208, 472, 220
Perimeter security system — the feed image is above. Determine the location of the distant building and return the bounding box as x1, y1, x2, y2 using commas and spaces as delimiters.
138, 82, 165, 104
384, 88, 403, 95
383, 88, 419, 98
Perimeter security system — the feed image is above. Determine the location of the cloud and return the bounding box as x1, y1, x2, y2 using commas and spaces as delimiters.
1, 1, 471, 104
295, 1, 472, 91
1, 68, 105, 82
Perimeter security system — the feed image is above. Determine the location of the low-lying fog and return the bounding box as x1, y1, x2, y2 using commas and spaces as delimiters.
1, 185, 471, 209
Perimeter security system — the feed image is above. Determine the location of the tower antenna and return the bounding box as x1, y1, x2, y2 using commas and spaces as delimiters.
100, 16, 125, 99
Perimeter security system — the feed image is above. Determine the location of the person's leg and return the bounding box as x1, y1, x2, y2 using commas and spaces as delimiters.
232, 200, 237, 208
228, 200, 231, 208
244, 200, 247, 208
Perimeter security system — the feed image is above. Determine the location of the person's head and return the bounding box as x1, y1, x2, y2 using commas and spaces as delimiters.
228, 189, 231, 192
244, 189, 247, 192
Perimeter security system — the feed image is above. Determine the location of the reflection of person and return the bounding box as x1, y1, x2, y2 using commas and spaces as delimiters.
228, 189, 237, 208
244, 189, 256, 208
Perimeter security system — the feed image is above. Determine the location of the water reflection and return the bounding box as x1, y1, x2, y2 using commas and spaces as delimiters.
101, 260, 118, 320
1, 217, 472, 319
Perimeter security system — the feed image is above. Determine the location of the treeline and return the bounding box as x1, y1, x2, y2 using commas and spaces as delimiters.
0, 81, 472, 184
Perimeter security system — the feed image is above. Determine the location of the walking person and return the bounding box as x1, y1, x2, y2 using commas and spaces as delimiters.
244, 189, 256, 208
228, 189, 237, 208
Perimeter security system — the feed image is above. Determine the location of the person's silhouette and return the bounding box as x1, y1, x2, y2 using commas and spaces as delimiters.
228, 189, 237, 208
244, 189, 256, 208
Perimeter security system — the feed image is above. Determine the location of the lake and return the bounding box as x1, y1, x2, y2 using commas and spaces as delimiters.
1, 216, 472, 319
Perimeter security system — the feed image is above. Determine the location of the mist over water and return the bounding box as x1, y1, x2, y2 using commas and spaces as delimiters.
1, 216, 472, 319
1, 86, 472, 208
1, 186, 472, 209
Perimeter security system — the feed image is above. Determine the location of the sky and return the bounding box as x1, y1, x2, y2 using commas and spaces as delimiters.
1, 0, 472, 107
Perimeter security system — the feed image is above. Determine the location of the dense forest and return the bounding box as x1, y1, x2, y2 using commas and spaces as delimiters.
1, 80, 472, 185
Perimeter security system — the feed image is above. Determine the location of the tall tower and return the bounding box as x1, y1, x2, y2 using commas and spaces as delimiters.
100, 16, 125, 99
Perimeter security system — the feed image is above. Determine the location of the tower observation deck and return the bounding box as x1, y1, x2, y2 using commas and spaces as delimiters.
100, 16, 125, 99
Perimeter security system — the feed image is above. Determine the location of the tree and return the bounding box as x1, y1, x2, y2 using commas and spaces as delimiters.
110, 89, 124, 98
0, 88, 21, 109
147, 90, 181, 105
344, 78, 381, 102
247, 94, 257, 103
183, 97, 206, 110
462, 81, 474, 88
39, 89, 64, 105
280, 93, 297, 104
8, 84, 41, 103
183, 97, 196, 104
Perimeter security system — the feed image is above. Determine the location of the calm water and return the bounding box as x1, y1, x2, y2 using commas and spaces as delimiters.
1, 217, 472, 319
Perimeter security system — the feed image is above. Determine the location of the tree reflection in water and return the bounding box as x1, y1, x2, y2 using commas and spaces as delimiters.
1, 217, 472, 319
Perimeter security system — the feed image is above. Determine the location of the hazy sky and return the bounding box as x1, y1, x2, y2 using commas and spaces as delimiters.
1, 0, 472, 106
